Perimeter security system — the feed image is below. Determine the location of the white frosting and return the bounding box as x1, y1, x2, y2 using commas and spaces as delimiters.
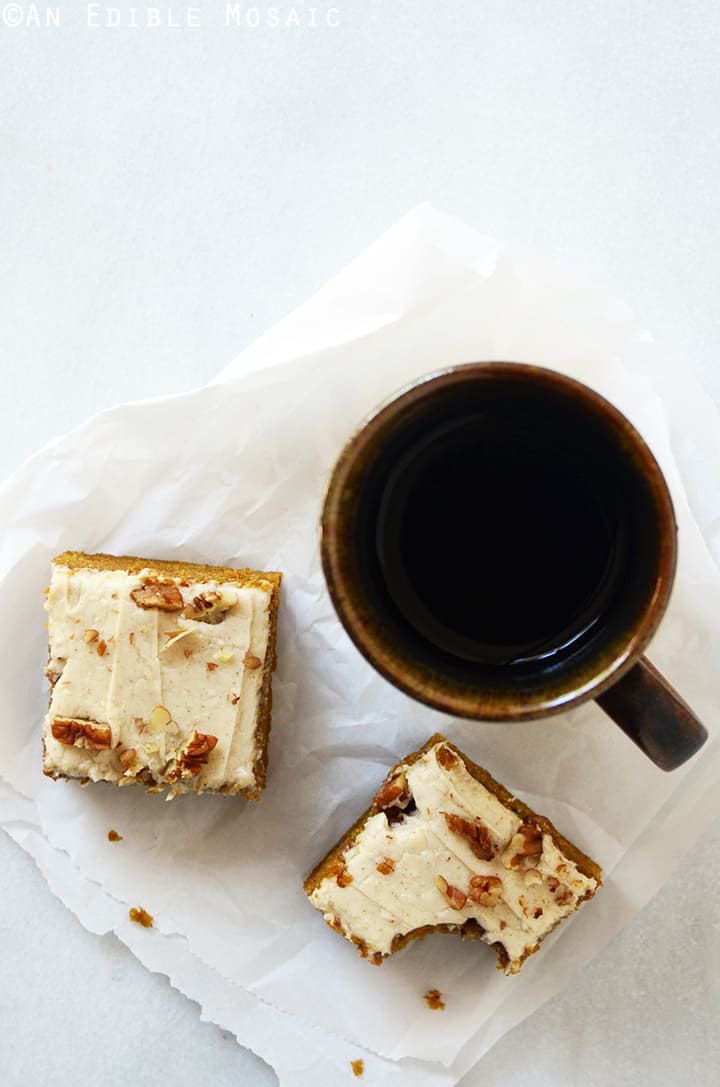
309, 743, 598, 972
42, 563, 275, 795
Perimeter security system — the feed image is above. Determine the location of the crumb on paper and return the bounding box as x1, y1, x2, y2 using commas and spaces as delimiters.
129, 906, 154, 928
424, 988, 445, 1011
350, 1058, 364, 1077
107, 829, 123, 842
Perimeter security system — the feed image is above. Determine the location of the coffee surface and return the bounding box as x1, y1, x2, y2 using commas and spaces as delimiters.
376, 416, 619, 666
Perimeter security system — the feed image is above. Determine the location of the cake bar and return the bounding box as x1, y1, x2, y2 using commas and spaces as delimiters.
305, 735, 601, 973
42, 551, 281, 799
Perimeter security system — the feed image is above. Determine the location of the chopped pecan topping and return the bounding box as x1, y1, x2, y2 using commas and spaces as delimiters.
336, 867, 353, 888
130, 583, 184, 611
243, 654, 262, 670
435, 874, 467, 910
107, 829, 123, 842
97, 639, 107, 657
350, 1058, 364, 1078
467, 874, 503, 907
207, 661, 218, 672
435, 744, 458, 770
423, 988, 445, 1011
442, 811, 494, 861
516, 823, 543, 854
83, 628, 99, 644
376, 857, 395, 875
374, 770, 411, 812
129, 906, 153, 928
182, 588, 238, 623
534, 907, 544, 919
171, 730, 218, 778
502, 822, 544, 868
51, 717, 111, 750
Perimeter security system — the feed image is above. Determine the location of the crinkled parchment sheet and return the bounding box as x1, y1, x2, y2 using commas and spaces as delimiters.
2, 207, 719, 1087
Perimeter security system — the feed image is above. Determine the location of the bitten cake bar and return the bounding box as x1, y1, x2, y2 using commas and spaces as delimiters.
305, 735, 601, 973
42, 551, 282, 799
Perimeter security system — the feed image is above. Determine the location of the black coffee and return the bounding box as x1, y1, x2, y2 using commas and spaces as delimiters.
376, 417, 618, 665
353, 376, 656, 683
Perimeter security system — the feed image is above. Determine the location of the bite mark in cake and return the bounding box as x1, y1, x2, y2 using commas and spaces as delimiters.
304, 735, 601, 973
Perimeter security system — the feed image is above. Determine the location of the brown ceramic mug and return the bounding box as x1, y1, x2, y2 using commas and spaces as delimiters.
320, 362, 707, 771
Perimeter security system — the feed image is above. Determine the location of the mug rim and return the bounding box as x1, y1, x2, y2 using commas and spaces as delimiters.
320, 361, 678, 721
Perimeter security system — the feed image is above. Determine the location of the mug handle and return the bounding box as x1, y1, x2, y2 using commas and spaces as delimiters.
596, 656, 708, 771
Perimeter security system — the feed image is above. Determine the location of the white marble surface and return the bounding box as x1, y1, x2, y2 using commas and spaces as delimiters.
1, 2, 719, 1084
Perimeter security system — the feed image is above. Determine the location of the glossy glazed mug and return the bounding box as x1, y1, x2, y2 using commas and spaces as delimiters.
320, 363, 707, 771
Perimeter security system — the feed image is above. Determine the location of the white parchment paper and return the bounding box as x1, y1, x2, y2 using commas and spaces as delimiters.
2, 206, 719, 1085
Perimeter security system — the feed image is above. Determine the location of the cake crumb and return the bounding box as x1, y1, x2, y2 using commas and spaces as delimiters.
350, 1059, 364, 1077
424, 988, 445, 1011
107, 829, 123, 842
129, 906, 154, 928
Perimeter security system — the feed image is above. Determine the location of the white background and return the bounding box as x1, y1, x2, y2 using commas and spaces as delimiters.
1, 2, 719, 1084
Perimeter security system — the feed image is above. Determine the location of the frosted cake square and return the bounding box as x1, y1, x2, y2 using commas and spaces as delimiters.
305, 735, 601, 973
42, 551, 281, 799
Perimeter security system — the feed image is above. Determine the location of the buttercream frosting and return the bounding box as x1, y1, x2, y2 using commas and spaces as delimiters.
308, 741, 599, 972
42, 561, 274, 796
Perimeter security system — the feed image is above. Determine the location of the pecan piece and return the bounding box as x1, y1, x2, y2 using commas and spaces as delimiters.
374, 770, 411, 812
170, 730, 219, 779
182, 589, 238, 623
435, 874, 467, 910
502, 822, 544, 868
467, 874, 503, 906
376, 857, 395, 875
130, 583, 184, 611
435, 744, 458, 770
516, 823, 543, 854
51, 717, 112, 750
442, 811, 494, 860
424, 988, 445, 1011
129, 906, 154, 928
